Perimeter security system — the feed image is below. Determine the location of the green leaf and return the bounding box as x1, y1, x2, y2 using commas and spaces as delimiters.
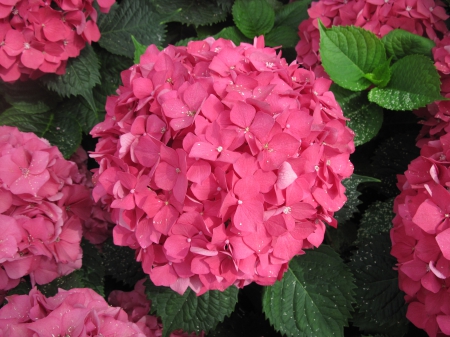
43, 109, 82, 159
349, 233, 408, 335
382, 29, 435, 61
364, 56, 392, 87
263, 245, 355, 337
151, 0, 233, 26
99, 0, 166, 58
1, 81, 59, 113
78, 240, 105, 297
357, 199, 395, 243
146, 282, 239, 337
102, 239, 146, 287
232, 0, 275, 39
318, 20, 386, 91
214, 26, 251, 46
132, 35, 148, 64
331, 84, 384, 146
40, 45, 100, 97
52, 96, 98, 135
368, 55, 444, 110
0, 107, 53, 137
265, 26, 298, 48
274, 0, 312, 30
38, 270, 85, 297
334, 174, 380, 224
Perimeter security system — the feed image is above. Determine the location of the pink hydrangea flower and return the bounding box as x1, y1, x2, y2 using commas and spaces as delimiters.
0, 126, 92, 291
0, 0, 115, 82
90, 36, 355, 295
0, 287, 149, 336
295, 0, 449, 74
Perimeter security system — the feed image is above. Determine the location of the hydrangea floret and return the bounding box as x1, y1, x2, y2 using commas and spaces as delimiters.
90, 36, 355, 295
0, 126, 92, 292
0, 0, 115, 82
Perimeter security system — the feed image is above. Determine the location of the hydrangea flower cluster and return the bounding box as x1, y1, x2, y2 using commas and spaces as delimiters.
295, 0, 449, 71
70, 147, 113, 246
0, 287, 150, 336
90, 36, 355, 295
0, 126, 92, 292
109, 279, 205, 337
0, 0, 115, 82
391, 132, 450, 337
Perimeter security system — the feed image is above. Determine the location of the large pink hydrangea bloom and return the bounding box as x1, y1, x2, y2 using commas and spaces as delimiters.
295, 0, 448, 72
90, 36, 355, 295
0, 287, 149, 336
0, 0, 115, 82
0, 126, 92, 291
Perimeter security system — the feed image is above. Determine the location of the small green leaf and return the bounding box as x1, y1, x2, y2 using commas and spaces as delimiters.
382, 29, 435, 61
263, 245, 355, 337
232, 0, 275, 39
274, 0, 312, 30
214, 26, 251, 46
334, 174, 380, 224
349, 233, 408, 335
364, 56, 392, 87
332, 84, 384, 146
40, 44, 100, 97
265, 25, 298, 48
368, 54, 444, 110
43, 109, 82, 158
146, 282, 239, 337
0, 107, 53, 137
99, 0, 166, 58
318, 20, 386, 91
150, 0, 233, 26
131, 35, 147, 64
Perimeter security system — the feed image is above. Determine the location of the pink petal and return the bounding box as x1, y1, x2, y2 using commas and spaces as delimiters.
437, 315, 450, 335
132, 77, 153, 99
230, 101, 255, 128
277, 161, 298, 189
21, 48, 45, 70
189, 141, 219, 161
412, 199, 443, 234
436, 228, 450, 260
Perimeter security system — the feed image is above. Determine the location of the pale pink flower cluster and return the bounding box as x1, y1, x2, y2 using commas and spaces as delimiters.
0, 287, 150, 336
0, 0, 115, 82
0, 126, 92, 292
295, 0, 449, 72
109, 279, 205, 337
90, 36, 355, 295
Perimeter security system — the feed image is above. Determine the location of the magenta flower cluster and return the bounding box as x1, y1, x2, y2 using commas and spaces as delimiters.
295, 0, 448, 72
0, 0, 115, 82
0, 126, 92, 292
90, 36, 355, 295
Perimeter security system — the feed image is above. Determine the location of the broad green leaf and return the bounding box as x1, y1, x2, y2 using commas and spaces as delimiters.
334, 174, 380, 225
43, 109, 82, 158
318, 21, 386, 91
0, 107, 53, 137
54, 96, 99, 135
1, 81, 59, 113
274, 0, 312, 30
357, 199, 395, 243
265, 26, 298, 48
151, 0, 233, 26
232, 0, 275, 39
214, 26, 251, 46
331, 84, 384, 146
349, 233, 408, 335
263, 245, 355, 337
40, 45, 100, 97
382, 29, 435, 61
368, 55, 444, 110
78, 240, 105, 297
99, 0, 166, 58
38, 270, 85, 297
102, 239, 146, 287
146, 282, 239, 337
364, 56, 392, 87
132, 35, 148, 64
